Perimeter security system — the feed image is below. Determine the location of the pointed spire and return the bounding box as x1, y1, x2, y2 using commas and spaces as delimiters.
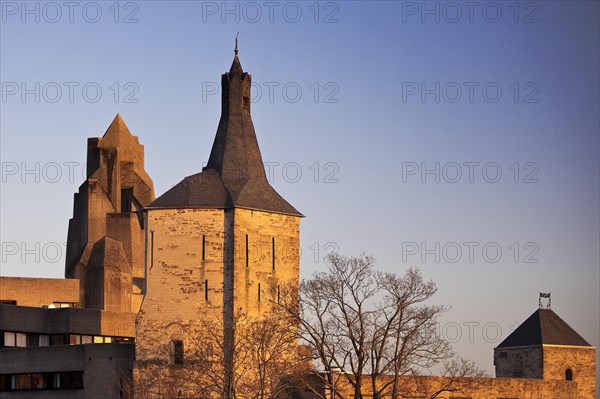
229, 33, 243, 76
150, 48, 302, 216
234, 32, 239, 56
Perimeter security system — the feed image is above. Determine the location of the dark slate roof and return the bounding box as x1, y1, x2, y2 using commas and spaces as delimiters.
149, 54, 302, 217
497, 309, 591, 348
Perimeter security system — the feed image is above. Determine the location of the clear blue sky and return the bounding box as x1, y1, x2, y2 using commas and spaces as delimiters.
1, 0, 598, 383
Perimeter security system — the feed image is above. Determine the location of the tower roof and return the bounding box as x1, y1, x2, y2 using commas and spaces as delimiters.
497, 308, 591, 348
149, 51, 302, 217
100, 113, 138, 149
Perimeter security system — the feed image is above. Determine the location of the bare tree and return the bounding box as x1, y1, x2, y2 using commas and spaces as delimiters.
133, 308, 310, 399
276, 253, 484, 399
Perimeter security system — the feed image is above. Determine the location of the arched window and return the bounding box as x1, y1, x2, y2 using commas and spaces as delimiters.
566, 368, 573, 381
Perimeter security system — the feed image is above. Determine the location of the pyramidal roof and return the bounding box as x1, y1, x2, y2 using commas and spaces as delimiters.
99, 114, 139, 148
149, 51, 301, 217
497, 308, 591, 348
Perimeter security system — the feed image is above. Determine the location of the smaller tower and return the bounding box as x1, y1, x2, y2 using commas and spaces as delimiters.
494, 299, 596, 399
65, 114, 155, 312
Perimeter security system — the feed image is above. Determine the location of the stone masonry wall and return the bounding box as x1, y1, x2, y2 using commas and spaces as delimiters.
494, 345, 543, 379
135, 208, 226, 364
232, 208, 300, 317
542, 345, 596, 399
330, 374, 579, 399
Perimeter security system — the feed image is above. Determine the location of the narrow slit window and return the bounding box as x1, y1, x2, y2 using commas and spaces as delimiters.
173, 340, 184, 365
121, 188, 133, 213
272, 237, 275, 270
277, 285, 280, 303
202, 235, 206, 261
245, 234, 249, 267
150, 231, 154, 269
258, 283, 261, 302
205, 280, 209, 301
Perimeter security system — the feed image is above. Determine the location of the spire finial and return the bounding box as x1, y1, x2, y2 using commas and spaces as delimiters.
234, 32, 239, 56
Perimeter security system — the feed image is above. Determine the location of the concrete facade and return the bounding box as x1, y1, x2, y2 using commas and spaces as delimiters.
65, 114, 155, 313
0, 343, 134, 399
0, 277, 80, 307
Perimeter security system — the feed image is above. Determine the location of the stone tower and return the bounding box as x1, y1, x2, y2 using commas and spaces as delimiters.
494, 308, 596, 399
65, 114, 155, 313
134, 48, 302, 391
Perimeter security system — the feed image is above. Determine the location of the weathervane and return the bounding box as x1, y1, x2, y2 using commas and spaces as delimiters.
235, 32, 239, 56
539, 292, 551, 309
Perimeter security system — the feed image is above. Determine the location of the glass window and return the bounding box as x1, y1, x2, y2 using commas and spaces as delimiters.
51, 334, 65, 346
39, 335, 50, 346
4, 332, 16, 347
70, 335, 81, 345
16, 374, 31, 389
32, 373, 44, 389
81, 335, 93, 344
49, 372, 60, 388
27, 334, 39, 347
94, 336, 104, 343
16, 333, 26, 347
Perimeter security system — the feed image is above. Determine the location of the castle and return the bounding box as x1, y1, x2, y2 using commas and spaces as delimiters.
0, 49, 596, 399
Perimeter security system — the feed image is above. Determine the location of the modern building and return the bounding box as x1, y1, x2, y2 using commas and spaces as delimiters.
1, 48, 596, 399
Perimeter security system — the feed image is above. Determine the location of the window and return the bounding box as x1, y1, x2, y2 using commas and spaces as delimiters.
258, 283, 261, 302
31, 373, 44, 389
27, 334, 39, 347
16, 374, 31, 389
51, 334, 66, 346
0, 300, 16, 305
245, 234, 249, 267
81, 335, 93, 344
70, 335, 82, 345
499, 351, 508, 358
243, 96, 250, 107
205, 280, 209, 301
3, 332, 15, 347
39, 335, 50, 346
60, 371, 84, 388
272, 237, 276, 270
150, 231, 154, 268
202, 235, 206, 261
121, 188, 133, 213
52, 302, 75, 308
16, 333, 26, 347
173, 340, 184, 365
566, 368, 573, 381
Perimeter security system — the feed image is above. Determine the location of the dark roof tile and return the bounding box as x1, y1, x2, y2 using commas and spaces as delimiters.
497, 309, 591, 348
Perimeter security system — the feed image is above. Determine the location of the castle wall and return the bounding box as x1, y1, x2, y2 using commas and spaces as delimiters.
135, 208, 227, 364
232, 208, 300, 317
494, 345, 543, 379
328, 374, 580, 399
542, 345, 596, 399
